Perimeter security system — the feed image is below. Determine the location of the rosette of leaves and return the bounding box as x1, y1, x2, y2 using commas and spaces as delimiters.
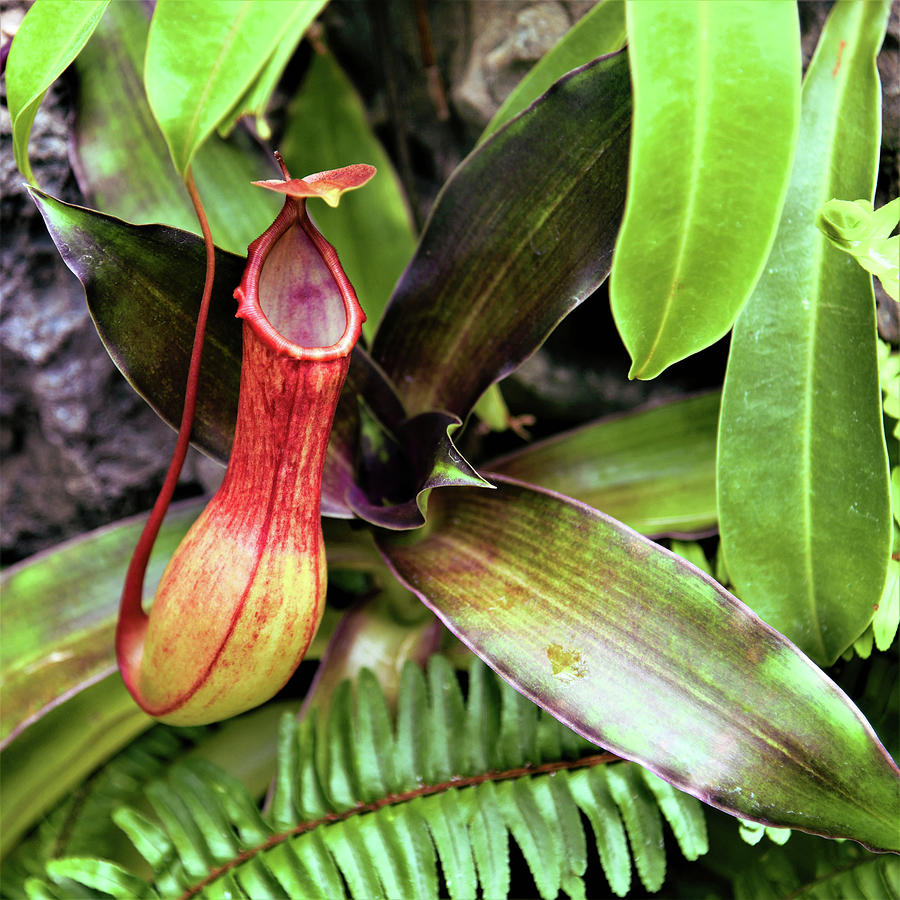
3, 0, 899, 890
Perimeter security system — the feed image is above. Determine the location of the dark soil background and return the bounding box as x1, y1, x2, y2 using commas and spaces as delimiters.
1, 0, 898, 565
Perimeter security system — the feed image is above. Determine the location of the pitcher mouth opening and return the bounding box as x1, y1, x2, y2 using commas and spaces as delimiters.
234, 197, 365, 361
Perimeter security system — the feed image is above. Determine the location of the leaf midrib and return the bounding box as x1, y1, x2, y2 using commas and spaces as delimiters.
633, 3, 711, 378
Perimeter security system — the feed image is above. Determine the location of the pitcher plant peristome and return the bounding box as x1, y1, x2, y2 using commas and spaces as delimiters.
117, 162, 376, 725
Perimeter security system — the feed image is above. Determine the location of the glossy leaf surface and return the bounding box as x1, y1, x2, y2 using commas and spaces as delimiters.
610, 1, 800, 379
5, 0, 109, 183
717, 0, 892, 665
488, 392, 718, 537
214, 5, 316, 140
372, 51, 631, 419
279, 46, 417, 339
379, 478, 900, 851
479, 0, 627, 143
0, 501, 202, 749
144, 0, 326, 175
72, 0, 280, 255
30, 187, 246, 461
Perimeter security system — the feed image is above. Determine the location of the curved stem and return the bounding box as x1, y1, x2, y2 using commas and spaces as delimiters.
117, 168, 217, 684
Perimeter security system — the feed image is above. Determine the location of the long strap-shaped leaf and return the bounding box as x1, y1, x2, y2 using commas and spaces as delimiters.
371, 51, 631, 419
378, 477, 900, 851
609, 0, 800, 379
0, 500, 204, 750
717, 0, 893, 666
487, 392, 719, 537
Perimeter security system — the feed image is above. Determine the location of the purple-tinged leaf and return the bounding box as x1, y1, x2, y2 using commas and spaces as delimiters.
0, 500, 203, 749
372, 51, 631, 419
378, 477, 900, 850
348, 411, 492, 530
28, 189, 484, 523
487, 392, 719, 537
27, 188, 358, 512
30, 186, 245, 461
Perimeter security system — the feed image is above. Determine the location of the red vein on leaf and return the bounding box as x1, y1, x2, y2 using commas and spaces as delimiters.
117, 169, 216, 684
180, 751, 621, 899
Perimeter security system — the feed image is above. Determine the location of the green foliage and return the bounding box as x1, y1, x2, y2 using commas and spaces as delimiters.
19, 660, 709, 899
4, 0, 109, 183
489, 392, 719, 537
717, 0, 893, 666
143, 0, 326, 175
71, 0, 280, 256
1, 726, 204, 898
479, 0, 627, 143
4, 0, 899, 892
610, 0, 800, 379
732, 832, 900, 899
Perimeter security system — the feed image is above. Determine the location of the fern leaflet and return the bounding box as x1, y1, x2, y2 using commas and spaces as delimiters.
26, 657, 709, 899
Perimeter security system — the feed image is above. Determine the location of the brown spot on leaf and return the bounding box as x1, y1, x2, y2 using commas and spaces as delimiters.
547, 643, 587, 681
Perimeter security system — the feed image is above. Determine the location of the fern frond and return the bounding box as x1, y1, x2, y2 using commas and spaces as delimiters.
1, 726, 204, 900
30, 658, 709, 899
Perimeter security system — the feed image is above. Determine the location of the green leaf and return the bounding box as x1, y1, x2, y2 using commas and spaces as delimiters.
1, 727, 194, 897
71, 0, 281, 255
488, 392, 719, 537
479, 0, 627, 143
873, 558, 900, 652
0, 499, 203, 748
567, 768, 631, 897
279, 45, 418, 340
717, 0, 893, 665
144, 0, 326, 175
5, 0, 110, 184
378, 478, 900, 850
638, 767, 708, 861
0, 677, 149, 857
495, 779, 562, 900
372, 51, 631, 419
610, 0, 800, 379
214, 5, 319, 141
732, 830, 900, 900
411, 792, 477, 900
